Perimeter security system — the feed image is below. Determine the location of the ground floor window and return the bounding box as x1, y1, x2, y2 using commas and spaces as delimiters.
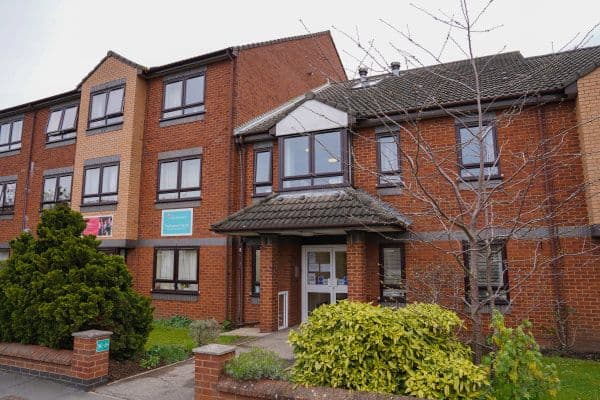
153, 248, 199, 293
0, 249, 9, 264
99, 248, 127, 261
379, 245, 406, 305
251, 247, 261, 296
463, 241, 509, 305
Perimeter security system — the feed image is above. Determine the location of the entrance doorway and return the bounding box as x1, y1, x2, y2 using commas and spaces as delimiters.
301, 245, 348, 321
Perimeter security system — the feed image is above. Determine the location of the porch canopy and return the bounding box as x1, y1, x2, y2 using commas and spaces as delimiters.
211, 187, 410, 236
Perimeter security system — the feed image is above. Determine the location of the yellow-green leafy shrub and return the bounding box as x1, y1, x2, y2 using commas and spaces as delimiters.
288, 301, 488, 399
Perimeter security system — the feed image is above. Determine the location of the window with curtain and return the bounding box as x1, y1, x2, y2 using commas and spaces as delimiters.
47, 105, 78, 142
377, 133, 402, 186
0, 181, 16, 215
281, 130, 346, 189
42, 173, 72, 209
254, 148, 272, 195
0, 119, 23, 153
154, 248, 199, 293
380, 246, 406, 304
82, 163, 119, 205
463, 241, 509, 305
88, 86, 125, 129
162, 74, 205, 120
457, 121, 500, 180
157, 156, 201, 201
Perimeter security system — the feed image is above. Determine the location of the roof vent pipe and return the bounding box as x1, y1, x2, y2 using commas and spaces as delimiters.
391, 61, 401, 76
358, 66, 368, 87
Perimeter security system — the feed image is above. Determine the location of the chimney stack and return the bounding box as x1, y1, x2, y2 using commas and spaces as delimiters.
391, 61, 401, 76
358, 66, 368, 87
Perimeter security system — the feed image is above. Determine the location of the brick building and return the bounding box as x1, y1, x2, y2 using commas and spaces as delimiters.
212, 47, 600, 351
1, 33, 599, 352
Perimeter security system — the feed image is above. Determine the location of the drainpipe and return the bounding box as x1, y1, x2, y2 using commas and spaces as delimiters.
537, 101, 568, 348
237, 136, 246, 326
22, 106, 37, 232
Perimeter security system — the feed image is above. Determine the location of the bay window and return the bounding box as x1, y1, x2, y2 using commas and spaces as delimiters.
157, 156, 201, 201
154, 248, 199, 293
457, 121, 500, 180
281, 130, 347, 189
82, 163, 119, 205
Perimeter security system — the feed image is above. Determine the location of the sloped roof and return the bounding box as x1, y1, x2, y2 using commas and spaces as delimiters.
211, 187, 410, 234
236, 45, 600, 135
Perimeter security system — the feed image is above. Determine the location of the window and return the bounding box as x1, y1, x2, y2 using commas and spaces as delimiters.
281, 130, 347, 189
463, 241, 509, 305
377, 133, 402, 186
88, 86, 125, 129
380, 246, 406, 305
154, 248, 199, 293
251, 247, 261, 295
162, 74, 205, 120
0, 250, 8, 262
0, 119, 23, 153
47, 106, 78, 142
0, 181, 16, 215
42, 174, 72, 209
82, 163, 119, 205
457, 121, 499, 180
99, 248, 127, 260
254, 148, 272, 195
157, 157, 201, 201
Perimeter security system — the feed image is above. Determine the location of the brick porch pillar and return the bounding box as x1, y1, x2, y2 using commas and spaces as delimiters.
259, 234, 279, 332
71, 329, 113, 386
347, 231, 369, 301
193, 344, 235, 400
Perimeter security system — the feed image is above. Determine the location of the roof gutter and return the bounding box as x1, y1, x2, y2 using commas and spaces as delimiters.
144, 49, 233, 78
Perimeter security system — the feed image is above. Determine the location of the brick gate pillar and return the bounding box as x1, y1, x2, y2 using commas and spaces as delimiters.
346, 231, 369, 302
259, 234, 279, 332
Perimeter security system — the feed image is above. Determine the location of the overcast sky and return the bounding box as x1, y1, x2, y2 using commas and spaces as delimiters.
0, 0, 599, 109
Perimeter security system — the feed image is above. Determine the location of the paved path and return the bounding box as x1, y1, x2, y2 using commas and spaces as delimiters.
236, 328, 295, 360
0, 360, 194, 400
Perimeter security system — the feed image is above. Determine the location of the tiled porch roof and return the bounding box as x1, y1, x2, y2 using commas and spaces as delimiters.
211, 187, 410, 234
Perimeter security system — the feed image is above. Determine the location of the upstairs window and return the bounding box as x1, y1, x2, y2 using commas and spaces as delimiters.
47, 106, 78, 142
281, 130, 347, 189
162, 74, 205, 120
154, 248, 199, 293
380, 246, 406, 305
82, 163, 119, 205
377, 133, 402, 186
88, 86, 125, 129
42, 173, 72, 209
457, 121, 499, 180
0, 119, 23, 153
157, 156, 201, 201
0, 181, 16, 215
463, 241, 509, 305
254, 148, 272, 195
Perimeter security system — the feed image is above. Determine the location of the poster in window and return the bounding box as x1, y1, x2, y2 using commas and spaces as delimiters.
83, 215, 113, 237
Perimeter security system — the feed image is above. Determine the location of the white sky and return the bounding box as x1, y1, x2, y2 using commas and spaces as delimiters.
0, 0, 599, 109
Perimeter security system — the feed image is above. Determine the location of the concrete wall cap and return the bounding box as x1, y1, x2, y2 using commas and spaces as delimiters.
72, 330, 113, 338
193, 344, 236, 355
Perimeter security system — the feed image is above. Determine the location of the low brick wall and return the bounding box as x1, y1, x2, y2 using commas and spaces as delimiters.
193, 344, 422, 400
0, 329, 112, 389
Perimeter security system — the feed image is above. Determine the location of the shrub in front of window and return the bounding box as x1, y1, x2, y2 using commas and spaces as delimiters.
188, 318, 220, 346
288, 301, 489, 399
224, 348, 288, 381
485, 311, 560, 399
0, 204, 153, 359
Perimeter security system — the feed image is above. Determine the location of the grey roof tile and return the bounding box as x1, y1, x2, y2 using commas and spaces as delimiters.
211, 187, 410, 233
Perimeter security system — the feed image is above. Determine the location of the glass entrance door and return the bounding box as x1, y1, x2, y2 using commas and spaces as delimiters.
302, 246, 348, 321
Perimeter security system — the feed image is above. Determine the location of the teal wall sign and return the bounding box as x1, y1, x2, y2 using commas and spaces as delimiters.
161, 208, 194, 236
96, 338, 110, 352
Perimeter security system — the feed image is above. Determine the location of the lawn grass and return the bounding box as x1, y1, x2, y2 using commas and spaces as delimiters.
545, 356, 600, 400
217, 335, 242, 345
145, 322, 196, 351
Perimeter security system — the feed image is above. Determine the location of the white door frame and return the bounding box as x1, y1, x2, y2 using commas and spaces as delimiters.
278, 291, 289, 330
301, 245, 348, 322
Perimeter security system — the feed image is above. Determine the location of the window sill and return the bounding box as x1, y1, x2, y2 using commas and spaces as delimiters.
377, 186, 403, 196
0, 150, 20, 158
465, 303, 511, 314
86, 123, 123, 136
80, 203, 118, 212
151, 291, 199, 302
155, 199, 201, 210
46, 138, 76, 149
0, 213, 14, 220
279, 183, 350, 193
159, 112, 205, 128
458, 178, 502, 190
